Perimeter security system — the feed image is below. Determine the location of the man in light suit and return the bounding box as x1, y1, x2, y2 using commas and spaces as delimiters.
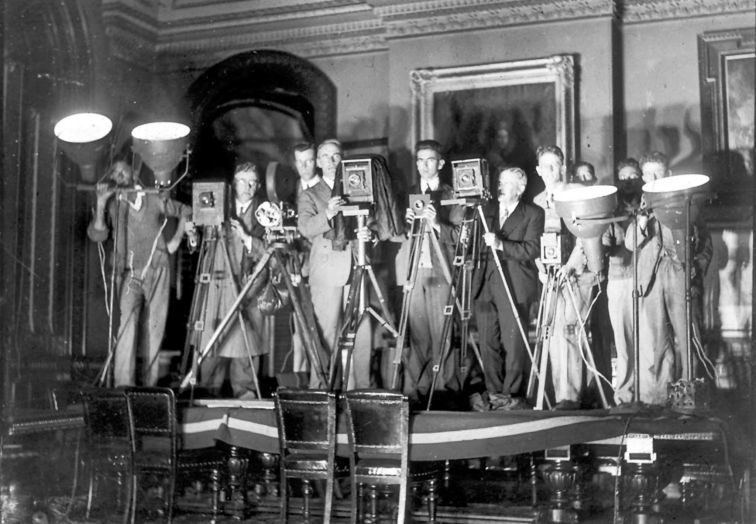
625, 151, 712, 405
473, 167, 544, 410
191, 162, 268, 398
297, 139, 372, 389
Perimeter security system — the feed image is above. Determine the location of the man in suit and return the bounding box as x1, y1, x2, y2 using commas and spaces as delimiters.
188, 162, 268, 398
473, 167, 544, 410
297, 139, 372, 389
625, 151, 712, 405
397, 139, 462, 401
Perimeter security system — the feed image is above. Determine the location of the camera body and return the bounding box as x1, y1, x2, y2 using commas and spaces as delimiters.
540, 232, 566, 267
451, 158, 488, 199
341, 158, 374, 205
408, 193, 431, 215
192, 180, 228, 226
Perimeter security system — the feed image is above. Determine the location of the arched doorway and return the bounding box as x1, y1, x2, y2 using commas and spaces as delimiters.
186, 49, 337, 179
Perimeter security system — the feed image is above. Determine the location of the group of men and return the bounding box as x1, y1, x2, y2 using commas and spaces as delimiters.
88, 136, 710, 411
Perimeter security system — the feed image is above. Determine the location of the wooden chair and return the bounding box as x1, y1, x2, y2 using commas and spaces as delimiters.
343, 389, 440, 524
80, 387, 135, 524
274, 387, 348, 523
125, 386, 226, 523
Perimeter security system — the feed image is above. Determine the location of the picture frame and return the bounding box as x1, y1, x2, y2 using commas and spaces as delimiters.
698, 28, 755, 209
410, 55, 577, 193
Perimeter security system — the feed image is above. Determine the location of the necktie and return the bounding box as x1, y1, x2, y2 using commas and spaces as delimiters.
499, 207, 509, 228
423, 184, 431, 195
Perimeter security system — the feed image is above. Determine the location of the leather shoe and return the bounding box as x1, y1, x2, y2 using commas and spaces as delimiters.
552, 399, 580, 411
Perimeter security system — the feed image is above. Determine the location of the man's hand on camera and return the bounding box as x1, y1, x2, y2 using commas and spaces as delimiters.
230, 218, 251, 245
404, 207, 416, 225
482, 232, 501, 251
326, 196, 344, 220
167, 237, 181, 254
420, 204, 439, 229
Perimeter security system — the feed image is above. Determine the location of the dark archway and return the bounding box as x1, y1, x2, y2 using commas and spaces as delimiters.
186, 50, 337, 179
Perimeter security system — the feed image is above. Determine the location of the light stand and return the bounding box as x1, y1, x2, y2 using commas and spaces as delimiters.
642, 174, 710, 411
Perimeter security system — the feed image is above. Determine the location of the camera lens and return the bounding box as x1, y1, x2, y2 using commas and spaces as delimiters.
348, 173, 363, 188
413, 200, 425, 211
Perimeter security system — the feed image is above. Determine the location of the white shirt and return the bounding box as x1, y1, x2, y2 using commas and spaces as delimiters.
499, 200, 519, 228
420, 176, 440, 193
322, 176, 335, 190
235, 199, 253, 251
301, 176, 320, 191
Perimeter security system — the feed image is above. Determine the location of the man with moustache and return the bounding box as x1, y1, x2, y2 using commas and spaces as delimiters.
473, 167, 544, 410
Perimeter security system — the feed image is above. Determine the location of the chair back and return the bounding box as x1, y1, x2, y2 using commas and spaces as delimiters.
124, 386, 178, 467
274, 388, 337, 456
81, 388, 134, 446
343, 389, 409, 462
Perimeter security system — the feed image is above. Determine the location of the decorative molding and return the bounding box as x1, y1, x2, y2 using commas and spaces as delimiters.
379, 0, 615, 38
621, 0, 756, 23
101, 0, 756, 66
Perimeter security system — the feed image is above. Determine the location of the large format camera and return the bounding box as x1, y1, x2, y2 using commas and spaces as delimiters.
451, 158, 488, 199
341, 158, 374, 205
540, 232, 566, 267
408, 193, 431, 214
192, 180, 228, 226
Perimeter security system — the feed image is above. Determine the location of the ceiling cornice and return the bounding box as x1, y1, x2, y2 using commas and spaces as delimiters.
101, 0, 756, 70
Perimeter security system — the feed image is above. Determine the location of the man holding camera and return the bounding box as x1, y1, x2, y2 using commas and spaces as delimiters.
187, 162, 268, 398
473, 167, 544, 410
396, 139, 462, 401
533, 145, 599, 410
297, 139, 373, 389
88, 159, 191, 387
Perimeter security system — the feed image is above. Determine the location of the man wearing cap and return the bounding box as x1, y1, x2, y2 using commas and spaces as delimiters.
88, 159, 191, 387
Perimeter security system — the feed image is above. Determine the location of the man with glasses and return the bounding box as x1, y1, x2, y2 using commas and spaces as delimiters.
189, 162, 269, 398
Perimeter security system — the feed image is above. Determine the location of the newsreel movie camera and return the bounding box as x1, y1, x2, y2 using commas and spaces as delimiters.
180, 162, 329, 392
527, 184, 618, 410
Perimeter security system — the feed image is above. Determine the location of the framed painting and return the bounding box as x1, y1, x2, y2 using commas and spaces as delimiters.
699, 28, 755, 208
410, 55, 577, 196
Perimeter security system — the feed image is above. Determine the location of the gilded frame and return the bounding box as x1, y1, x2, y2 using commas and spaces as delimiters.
410, 55, 577, 168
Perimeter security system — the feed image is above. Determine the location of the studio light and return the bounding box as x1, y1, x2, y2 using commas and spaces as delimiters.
131, 121, 190, 186
53, 112, 113, 182
642, 174, 709, 230
554, 184, 618, 274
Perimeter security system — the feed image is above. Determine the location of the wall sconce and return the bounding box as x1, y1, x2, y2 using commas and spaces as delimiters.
53, 112, 113, 183
131, 121, 191, 187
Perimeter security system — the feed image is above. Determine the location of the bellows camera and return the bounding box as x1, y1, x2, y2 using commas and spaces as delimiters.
409, 193, 431, 214
341, 158, 374, 204
540, 232, 565, 267
451, 158, 488, 199
192, 180, 228, 226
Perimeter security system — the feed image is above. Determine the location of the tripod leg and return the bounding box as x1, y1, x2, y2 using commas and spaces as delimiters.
364, 265, 398, 335
329, 266, 363, 391
271, 251, 329, 387
564, 278, 610, 409
535, 271, 559, 410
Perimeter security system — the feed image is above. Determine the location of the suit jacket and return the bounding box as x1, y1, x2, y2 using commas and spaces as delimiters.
472, 199, 544, 304
297, 178, 353, 288
394, 181, 460, 284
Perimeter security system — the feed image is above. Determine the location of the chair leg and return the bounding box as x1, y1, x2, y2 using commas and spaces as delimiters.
397, 481, 408, 524
166, 469, 176, 524
350, 479, 360, 524
281, 473, 289, 523
302, 479, 313, 522
323, 476, 334, 524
